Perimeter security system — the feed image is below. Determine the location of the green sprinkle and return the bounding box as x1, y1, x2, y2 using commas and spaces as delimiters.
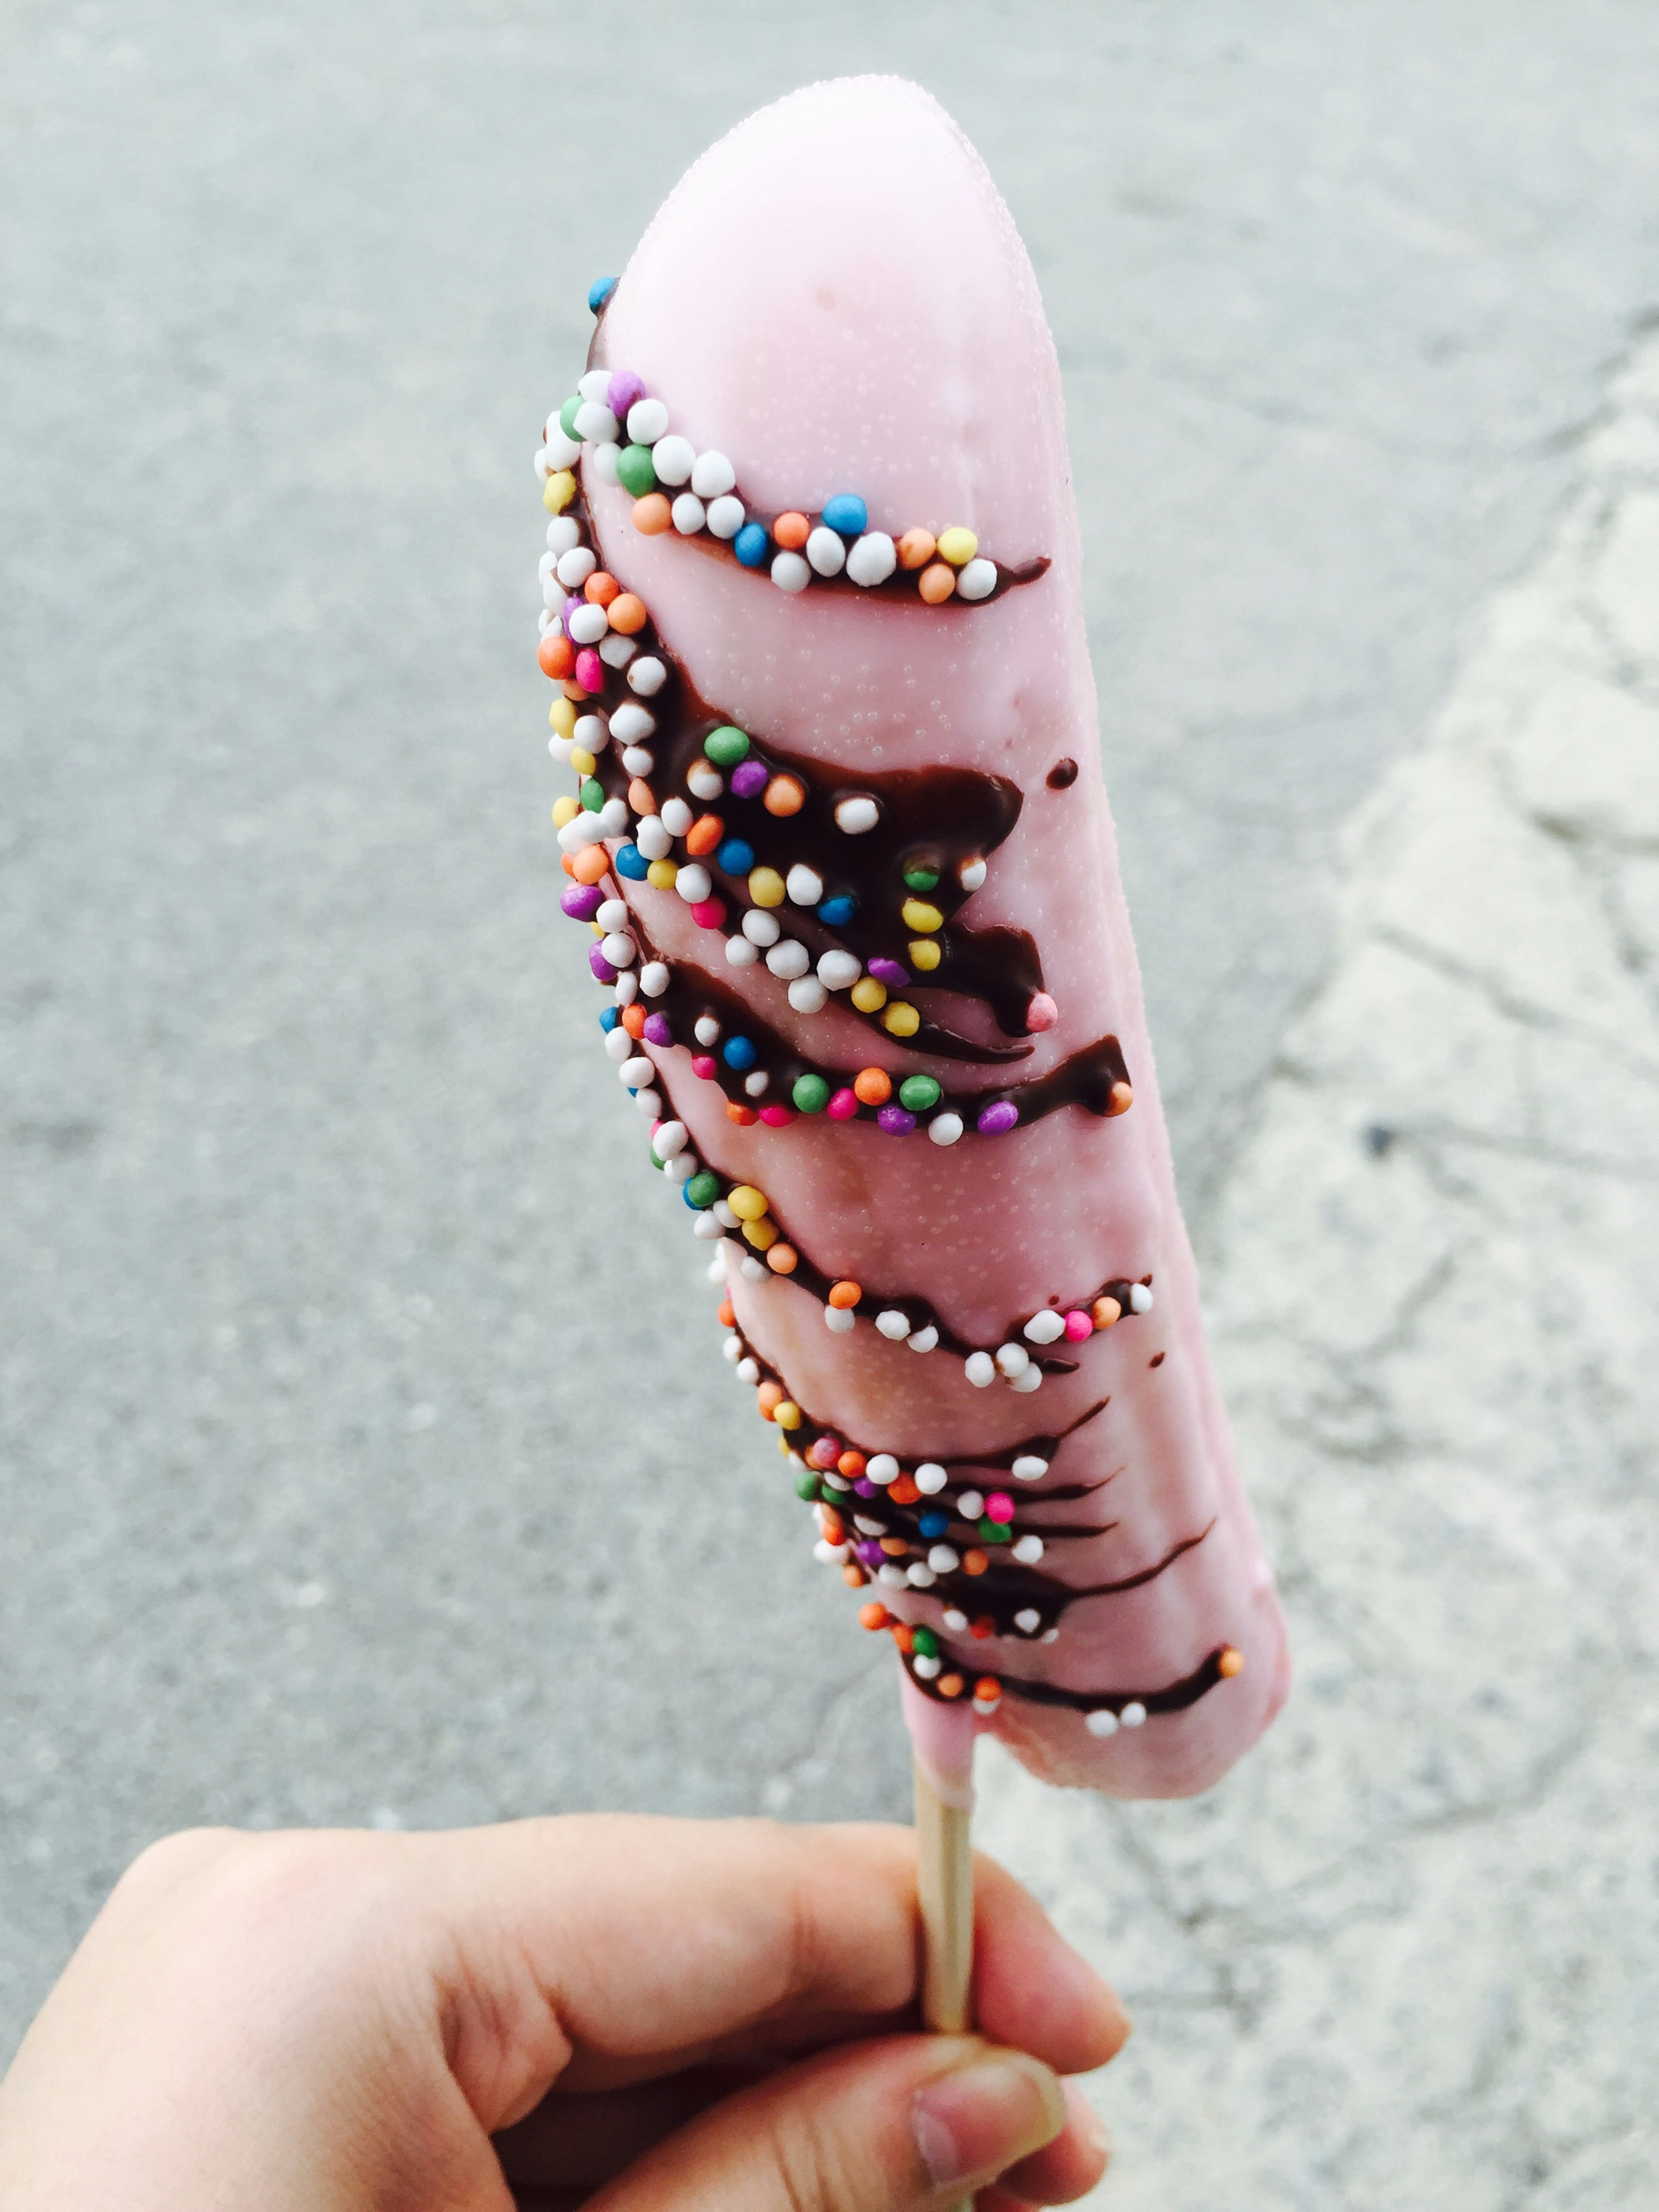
615, 443, 658, 497
704, 725, 751, 766
558, 395, 582, 440
794, 1468, 821, 1501
649, 1147, 665, 1170
898, 1075, 942, 1112
792, 1072, 831, 1114
978, 1517, 1011, 1545
911, 1626, 940, 1659
903, 867, 940, 892
581, 778, 605, 812
685, 1170, 720, 1209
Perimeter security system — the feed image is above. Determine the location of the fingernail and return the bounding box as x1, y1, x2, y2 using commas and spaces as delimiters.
913, 2053, 1066, 2190
1064, 2078, 1113, 2164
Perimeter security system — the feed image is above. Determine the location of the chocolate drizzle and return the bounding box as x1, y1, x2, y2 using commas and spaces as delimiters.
903, 1640, 1241, 1718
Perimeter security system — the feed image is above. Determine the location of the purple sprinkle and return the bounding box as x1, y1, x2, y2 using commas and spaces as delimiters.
563, 593, 586, 637
561, 884, 604, 921
607, 369, 646, 420
642, 1012, 673, 1046
588, 946, 618, 984
868, 957, 910, 989
855, 1540, 884, 1566
853, 1478, 877, 1499
976, 1100, 1019, 1135
730, 760, 769, 800
877, 1105, 918, 1136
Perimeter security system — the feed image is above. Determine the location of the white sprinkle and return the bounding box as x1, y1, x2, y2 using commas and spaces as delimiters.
878, 1563, 909, 1588
1023, 1309, 1066, 1345
651, 434, 695, 486
545, 516, 580, 557
814, 1539, 849, 1566
574, 714, 609, 755
674, 864, 712, 904
638, 962, 670, 997
613, 971, 638, 1006
598, 798, 628, 838
1009, 1367, 1044, 1393
737, 1359, 761, 1388
911, 1649, 941, 1675
817, 950, 861, 991
788, 977, 828, 1013
956, 558, 998, 601
771, 550, 811, 593
548, 734, 573, 766
636, 817, 671, 861
846, 532, 897, 587
824, 1305, 856, 1333
556, 814, 604, 854
1012, 1535, 1045, 1565
690, 450, 736, 499
693, 1016, 721, 1047
567, 603, 608, 645
556, 546, 597, 588
822, 1471, 850, 1490
764, 940, 810, 980
740, 1255, 767, 1282
1011, 1455, 1049, 1483
595, 898, 629, 933
599, 931, 636, 968
805, 525, 846, 576
942, 1609, 969, 1632
628, 657, 668, 696
652, 1120, 688, 1160
671, 492, 706, 535
1042, 1627, 1060, 1643
957, 1490, 985, 1519
874, 1310, 910, 1341
659, 797, 693, 837
713, 1201, 739, 1228
590, 441, 621, 486
742, 908, 781, 947
666, 1155, 696, 1184
577, 370, 612, 402
928, 1544, 960, 1573
599, 632, 637, 667
867, 1454, 899, 1484
1120, 1701, 1147, 1728
785, 864, 823, 906
618, 1056, 652, 1089
914, 1463, 948, 1495
906, 1563, 938, 1589
965, 1351, 996, 1388
1084, 1709, 1120, 1738
610, 701, 658, 744
1129, 1283, 1154, 1314
622, 746, 655, 777
632, 1086, 661, 1116
852, 1515, 887, 1538
907, 1326, 938, 1354
692, 1212, 725, 1240
603, 1028, 632, 1064
1014, 1608, 1042, 1634
721, 1335, 743, 1363
706, 494, 745, 539
833, 794, 880, 835
573, 399, 619, 445
542, 420, 582, 468
927, 1112, 965, 1147
725, 937, 758, 968
995, 1342, 1031, 1379
626, 397, 669, 445
686, 762, 723, 800
745, 1071, 770, 1097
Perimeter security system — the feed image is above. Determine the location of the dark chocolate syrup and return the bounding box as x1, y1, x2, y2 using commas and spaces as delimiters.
902, 1640, 1240, 1717
1046, 757, 1078, 790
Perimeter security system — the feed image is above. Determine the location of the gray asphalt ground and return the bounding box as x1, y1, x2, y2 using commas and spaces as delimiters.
4, 0, 1659, 2088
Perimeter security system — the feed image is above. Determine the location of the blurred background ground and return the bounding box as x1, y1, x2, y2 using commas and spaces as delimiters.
3, 3, 1658, 2196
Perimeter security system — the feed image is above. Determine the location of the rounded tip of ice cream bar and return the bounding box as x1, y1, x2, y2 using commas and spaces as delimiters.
1026, 992, 1059, 1032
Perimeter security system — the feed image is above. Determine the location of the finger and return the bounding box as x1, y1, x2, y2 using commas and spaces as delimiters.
495, 2067, 766, 2190
993, 2080, 1112, 2203
969, 1854, 1131, 2075
583, 2034, 1065, 2212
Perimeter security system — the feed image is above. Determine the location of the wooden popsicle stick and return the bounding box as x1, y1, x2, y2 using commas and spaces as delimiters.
914, 1754, 975, 2034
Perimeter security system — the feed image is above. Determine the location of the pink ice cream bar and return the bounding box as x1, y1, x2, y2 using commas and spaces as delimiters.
535, 76, 1289, 1796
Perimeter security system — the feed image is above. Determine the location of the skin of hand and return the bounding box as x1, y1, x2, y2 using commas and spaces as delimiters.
0, 1815, 1129, 2212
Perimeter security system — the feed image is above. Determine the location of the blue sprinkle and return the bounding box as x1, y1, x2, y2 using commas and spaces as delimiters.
588, 276, 619, 313
733, 521, 771, 569
821, 493, 868, 537
682, 1180, 703, 1207
722, 1035, 758, 1071
817, 893, 857, 928
918, 1510, 950, 1539
716, 837, 756, 875
614, 841, 648, 880
599, 1006, 619, 1033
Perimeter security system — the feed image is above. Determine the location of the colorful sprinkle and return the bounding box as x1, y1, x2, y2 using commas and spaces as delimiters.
976, 1100, 1019, 1135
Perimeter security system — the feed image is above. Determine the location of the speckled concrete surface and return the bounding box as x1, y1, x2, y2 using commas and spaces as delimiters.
3, 5, 1659, 2164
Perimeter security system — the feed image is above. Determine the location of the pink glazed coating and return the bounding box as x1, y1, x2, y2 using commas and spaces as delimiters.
537, 75, 1289, 1795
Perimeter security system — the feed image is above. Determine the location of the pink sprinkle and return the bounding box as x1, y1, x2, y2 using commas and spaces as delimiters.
985, 1493, 1014, 1524
757, 1105, 797, 1127
826, 1087, 860, 1120
1063, 1308, 1094, 1342
1026, 992, 1059, 1032
607, 369, 646, 420
807, 1437, 841, 1469
574, 647, 604, 692
692, 1055, 717, 1081
689, 897, 727, 930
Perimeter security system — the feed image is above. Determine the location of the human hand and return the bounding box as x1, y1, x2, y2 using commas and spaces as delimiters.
0, 1815, 1128, 2211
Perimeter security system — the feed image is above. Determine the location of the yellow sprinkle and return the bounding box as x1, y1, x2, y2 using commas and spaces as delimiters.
774, 1400, 802, 1430
748, 865, 786, 908
646, 859, 678, 890
590, 920, 603, 937
543, 469, 576, 514
551, 795, 580, 828
908, 938, 942, 972
882, 1001, 920, 1038
849, 976, 888, 1014
936, 526, 978, 566
742, 1216, 779, 1251
727, 1184, 769, 1221
901, 897, 944, 933
569, 745, 596, 776
548, 697, 577, 740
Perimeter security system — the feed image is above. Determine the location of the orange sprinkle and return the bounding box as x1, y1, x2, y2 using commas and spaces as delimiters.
879, 1537, 909, 1557
607, 592, 648, 635
766, 1243, 798, 1275
888, 1475, 920, 1506
763, 774, 806, 817
632, 493, 672, 535
969, 1616, 995, 1640
852, 1067, 892, 1106
1107, 1081, 1134, 1116
560, 853, 576, 879
963, 1549, 988, 1576
842, 1562, 865, 1587
820, 1513, 845, 1543
621, 1003, 646, 1039
937, 1673, 965, 1700
727, 1102, 758, 1125
918, 562, 957, 605
571, 845, 609, 886
684, 814, 724, 857
538, 632, 575, 680
973, 1677, 1001, 1704
772, 511, 810, 550
1218, 1646, 1245, 1678
1092, 1296, 1122, 1330
858, 1602, 890, 1631
897, 527, 938, 570
627, 777, 657, 816
827, 1280, 862, 1309
890, 1622, 915, 1654
756, 1381, 783, 1416
837, 1450, 867, 1479
717, 1299, 735, 1328
584, 570, 621, 607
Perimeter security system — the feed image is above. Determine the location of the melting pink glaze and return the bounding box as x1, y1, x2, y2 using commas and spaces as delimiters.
590, 76, 1289, 1796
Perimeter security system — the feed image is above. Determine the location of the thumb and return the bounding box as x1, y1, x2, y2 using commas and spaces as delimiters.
584, 2035, 1069, 2212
